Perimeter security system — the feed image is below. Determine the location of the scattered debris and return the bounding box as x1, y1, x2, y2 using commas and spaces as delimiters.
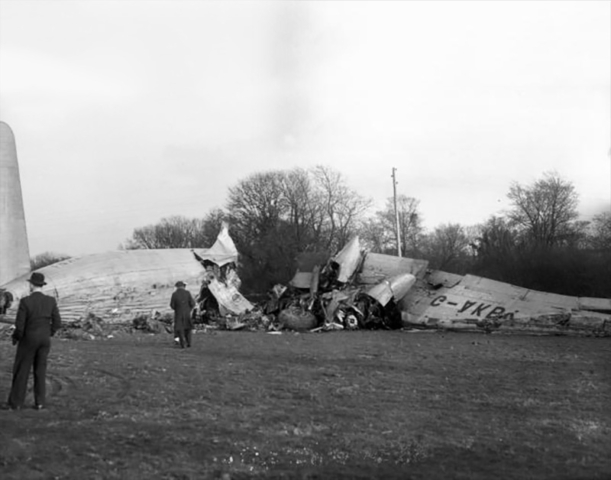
58, 313, 125, 340
1, 230, 609, 338
132, 310, 171, 334
256, 237, 414, 333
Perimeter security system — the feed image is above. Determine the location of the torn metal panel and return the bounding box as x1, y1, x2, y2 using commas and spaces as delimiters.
425, 270, 463, 289
359, 254, 428, 285
331, 236, 365, 283
290, 272, 314, 290
289, 252, 330, 289
459, 275, 579, 311
522, 290, 579, 311
401, 269, 611, 336
367, 274, 416, 307
321, 289, 350, 324
310, 265, 321, 296
578, 297, 611, 313
225, 267, 242, 289
289, 266, 323, 292
207, 276, 253, 315
459, 275, 530, 299
193, 222, 238, 267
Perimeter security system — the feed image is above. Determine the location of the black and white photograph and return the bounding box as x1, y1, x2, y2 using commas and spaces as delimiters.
1, 1, 610, 479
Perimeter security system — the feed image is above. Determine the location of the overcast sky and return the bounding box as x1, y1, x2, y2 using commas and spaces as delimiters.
1, 0, 609, 257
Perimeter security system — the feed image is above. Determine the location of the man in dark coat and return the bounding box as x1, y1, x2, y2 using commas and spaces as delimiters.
7, 272, 61, 410
170, 281, 195, 348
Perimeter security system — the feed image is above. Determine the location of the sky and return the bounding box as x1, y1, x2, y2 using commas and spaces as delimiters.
0, 0, 609, 257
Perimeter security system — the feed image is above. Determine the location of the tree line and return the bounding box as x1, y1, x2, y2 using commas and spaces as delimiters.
114, 167, 610, 298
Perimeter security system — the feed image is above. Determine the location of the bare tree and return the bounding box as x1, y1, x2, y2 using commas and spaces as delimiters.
359, 195, 423, 256
470, 216, 521, 282
357, 218, 389, 254
421, 223, 472, 272
507, 172, 580, 248
30, 252, 70, 270
280, 168, 324, 251
227, 171, 286, 241
121, 216, 214, 249
586, 212, 611, 250
311, 165, 372, 250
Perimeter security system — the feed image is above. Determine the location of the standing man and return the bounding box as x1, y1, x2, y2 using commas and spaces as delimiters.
170, 281, 195, 348
7, 272, 61, 410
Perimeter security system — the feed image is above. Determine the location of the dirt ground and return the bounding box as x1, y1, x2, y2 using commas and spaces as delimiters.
1, 330, 610, 480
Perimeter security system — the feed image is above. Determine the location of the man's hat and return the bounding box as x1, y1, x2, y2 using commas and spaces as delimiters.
175, 281, 186, 287
28, 272, 47, 287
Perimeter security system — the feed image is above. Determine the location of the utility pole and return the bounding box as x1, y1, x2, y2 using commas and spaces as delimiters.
391, 167, 402, 257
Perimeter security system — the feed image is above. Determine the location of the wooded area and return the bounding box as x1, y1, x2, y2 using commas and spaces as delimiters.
108, 168, 610, 298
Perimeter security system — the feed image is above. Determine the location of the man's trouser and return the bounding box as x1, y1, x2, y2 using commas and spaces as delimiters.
8, 333, 51, 408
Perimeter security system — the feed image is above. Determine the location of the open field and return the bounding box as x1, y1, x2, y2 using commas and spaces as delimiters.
1, 330, 610, 479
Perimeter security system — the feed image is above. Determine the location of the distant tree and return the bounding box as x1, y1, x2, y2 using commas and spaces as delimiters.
359, 195, 423, 256
121, 215, 224, 250
469, 214, 611, 297
227, 171, 286, 240
357, 218, 389, 254
397, 197, 424, 257
280, 168, 318, 250
507, 171, 580, 248
30, 252, 70, 270
310, 165, 372, 251
420, 223, 472, 272
226, 170, 292, 287
228, 168, 323, 254
586, 212, 611, 250
579, 211, 611, 297
470, 216, 521, 282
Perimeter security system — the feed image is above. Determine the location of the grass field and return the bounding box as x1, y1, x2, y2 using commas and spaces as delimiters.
1, 330, 610, 479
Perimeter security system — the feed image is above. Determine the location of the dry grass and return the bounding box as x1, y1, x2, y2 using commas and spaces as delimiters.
1, 330, 610, 479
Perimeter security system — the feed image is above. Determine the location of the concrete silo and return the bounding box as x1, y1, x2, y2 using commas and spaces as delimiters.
0, 121, 30, 285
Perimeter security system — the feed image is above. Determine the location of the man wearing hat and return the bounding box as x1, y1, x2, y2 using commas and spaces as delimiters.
170, 281, 195, 348
7, 272, 61, 410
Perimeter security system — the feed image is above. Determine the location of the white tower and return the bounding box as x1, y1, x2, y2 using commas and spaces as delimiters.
0, 121, 30, 285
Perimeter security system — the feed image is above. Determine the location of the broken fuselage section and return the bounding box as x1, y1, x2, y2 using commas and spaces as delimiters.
265, 237, 426, 332
0, 224, 252, 326
269, 236, 611, 336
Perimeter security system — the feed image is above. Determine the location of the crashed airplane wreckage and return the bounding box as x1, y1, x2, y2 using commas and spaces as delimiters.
265, 236, 611, 336
1, 230, 610, 337
0, 224, 253, 329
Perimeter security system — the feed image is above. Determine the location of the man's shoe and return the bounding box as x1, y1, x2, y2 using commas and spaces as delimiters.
34, 404, 44, 410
